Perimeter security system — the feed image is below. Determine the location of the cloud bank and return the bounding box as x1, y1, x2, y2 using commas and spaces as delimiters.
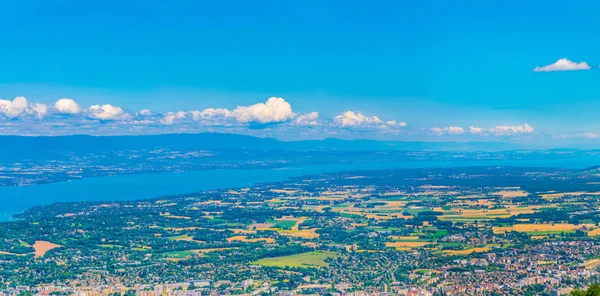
469, 123, 534, 136
0, 96, 571, 142
430, 126, 465, 135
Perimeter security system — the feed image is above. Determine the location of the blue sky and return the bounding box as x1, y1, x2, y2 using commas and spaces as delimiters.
1, 0, 600, 144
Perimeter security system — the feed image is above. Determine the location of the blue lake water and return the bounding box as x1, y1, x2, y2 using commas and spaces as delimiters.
1, 158, 599, 221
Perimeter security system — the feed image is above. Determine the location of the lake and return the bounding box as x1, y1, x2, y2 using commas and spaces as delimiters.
1, 157, 598, 221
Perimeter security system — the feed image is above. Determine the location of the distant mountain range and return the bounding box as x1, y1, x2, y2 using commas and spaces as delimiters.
0, 133, 521, 156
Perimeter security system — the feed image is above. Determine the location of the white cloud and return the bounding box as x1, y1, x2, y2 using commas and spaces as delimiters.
0, 97, 30, 119
386, 120, 407, 127
138, 109, 152, 116
534, 58, 591, 72
160, 111, 187, 125
334, 111, 383, 128
293, 112, 319, 126
86, 104, 129, 120
488, 123, 534, 135
469, 123, 534, 136
230, 97, 293, 123
191, 108, 232, 121
0, 96, 546, 140
31, 103, 48, 119
0, 96, 49, 119
175, 97, 294, 125
430, 126, 465, 135
332, 111, 408, 131
54, 98, 81, 114
469, 126, 484, 134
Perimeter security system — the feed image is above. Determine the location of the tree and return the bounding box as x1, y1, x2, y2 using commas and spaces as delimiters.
571, 283, 600, 296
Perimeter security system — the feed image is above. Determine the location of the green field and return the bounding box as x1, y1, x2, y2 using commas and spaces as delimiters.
99, 244, 124, 249
268, 219, 298, 229
168, 235, 194, 241
253, 251, 337, 268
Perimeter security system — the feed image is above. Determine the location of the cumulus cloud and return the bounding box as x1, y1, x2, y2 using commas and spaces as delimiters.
469, 126, 484, 134
137, 109, 152, 116
534, 58, 591, 72
0, 97, 29, 119
31, 103, 48, 119
334, 111, 383, 128
386, 120, 407, 127
191, 108, 231, 121
488, 124, 534, 135
293, 112, 319, 126
160, 111, 186, 125
0, 96, 49, 119
165, 97, 295, 126
0, 95, 546, 140
430, 126, 465, 135
332, 111, 408, 131
230, 97, 293, 123
54, 98, 81, 114
86, 104, 129, 120
469, 123, 534, 136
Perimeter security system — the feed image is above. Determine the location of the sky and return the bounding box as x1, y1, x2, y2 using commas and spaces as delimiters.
1, 0, 600, 146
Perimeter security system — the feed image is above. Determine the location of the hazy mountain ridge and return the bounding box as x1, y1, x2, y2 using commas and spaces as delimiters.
0, 133, 520, 156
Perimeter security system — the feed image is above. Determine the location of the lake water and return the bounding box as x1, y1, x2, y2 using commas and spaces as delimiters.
1, 157, 598, 221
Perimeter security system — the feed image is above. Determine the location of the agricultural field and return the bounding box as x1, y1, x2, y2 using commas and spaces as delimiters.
253, 251, 338, 268
4, 166, 600, 295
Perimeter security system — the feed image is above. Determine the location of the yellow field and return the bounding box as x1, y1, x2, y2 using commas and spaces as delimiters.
350, 223, 368, 227
452, 199, 495, 207
492, 190, 528, 198
364, 213, 393, 220
276, 229, 320, 239
226, 235, 275, 243
493, 223, 589, 234
301, 205, 326, 212
444, 247, 490, 255
540, 191, 600, 201
384, 201, 407, 207
385, 241, 431, 249
332, 206, 412, 220
585, 259, 600, 269
33, 241, 61, 258
267, 198, 286, 203
316, 196, 346, 201
159, 212, 191, 219
587, 228, 600, 236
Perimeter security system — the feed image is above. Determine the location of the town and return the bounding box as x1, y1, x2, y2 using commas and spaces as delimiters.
2, 166, 600, 295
